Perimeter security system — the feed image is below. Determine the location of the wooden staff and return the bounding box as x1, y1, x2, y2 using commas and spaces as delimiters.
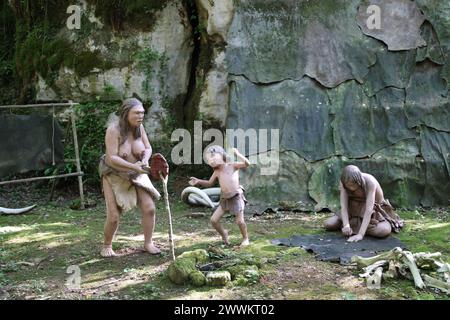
147, 153, 175, 261
160, 171, 175, 261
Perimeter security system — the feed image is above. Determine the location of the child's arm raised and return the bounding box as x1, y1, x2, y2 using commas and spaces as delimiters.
232, 148, 250, 169
189, 171, 218, 188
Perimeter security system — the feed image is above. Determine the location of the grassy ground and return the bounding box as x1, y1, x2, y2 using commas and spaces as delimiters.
0, 191, 449, 300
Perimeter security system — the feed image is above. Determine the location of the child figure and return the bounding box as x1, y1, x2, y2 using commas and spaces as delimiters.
189, 146, 251, 246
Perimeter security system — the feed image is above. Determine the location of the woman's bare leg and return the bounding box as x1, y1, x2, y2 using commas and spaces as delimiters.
324, 215, 342, 231
101, 177, 122, 257
136, 187, 160, 254
366, 220, 392, 238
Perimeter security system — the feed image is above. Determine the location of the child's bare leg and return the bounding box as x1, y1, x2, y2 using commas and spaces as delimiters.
210, 206, 229, 245
235, 211, 249, 246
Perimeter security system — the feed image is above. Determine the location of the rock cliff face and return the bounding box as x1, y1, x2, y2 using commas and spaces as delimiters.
222, 0, 448, 210
14, 0, 449, 208
34, 0, 193, 138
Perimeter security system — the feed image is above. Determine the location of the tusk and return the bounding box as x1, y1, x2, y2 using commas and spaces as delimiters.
188, 194, 219, 208
181, 187, 217, 208
188, 194, 211, 207
188, 193, 209, 207
0, 205, 36, 215
202, 188, 221, 196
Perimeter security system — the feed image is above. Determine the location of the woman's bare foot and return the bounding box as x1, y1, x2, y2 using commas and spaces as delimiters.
144, 242, 161, 255
100, 245, 116, 257
222, 230, 230, 246
240, 238, 250, 247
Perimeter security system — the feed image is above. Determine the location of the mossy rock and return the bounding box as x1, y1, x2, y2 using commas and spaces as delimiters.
233, 275, 250, 286
178, 249, 210, 264
207, 246, 227, 258
233, 272, 260, 286
188, 271, 207, 287
167, 258, 196, 285
232, 268, 260, 287
226, 265, 259, 280
244, 269, 260, 280
240, 256, 263, 268
206, 271, 231, 286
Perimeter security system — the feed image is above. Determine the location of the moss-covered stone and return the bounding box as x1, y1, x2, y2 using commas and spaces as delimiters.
167, 257, 197, 285
178, 249, 210, 264
232, 269, 260, 286
226, 265, 259, 280
189, 270, 207, 287
206, 271, 231, 286
233, 275, 250, 286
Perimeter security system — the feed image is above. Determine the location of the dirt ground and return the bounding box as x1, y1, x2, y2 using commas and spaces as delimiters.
0, 184, 449, 300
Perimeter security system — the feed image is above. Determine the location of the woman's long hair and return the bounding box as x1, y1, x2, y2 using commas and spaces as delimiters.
118, 98, 142, 145
340, 165, 366, 191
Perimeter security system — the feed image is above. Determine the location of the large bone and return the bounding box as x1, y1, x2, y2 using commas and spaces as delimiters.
359, 260, 388, 278
0, 205, 36, 215
413, 252, 443, 270
422, 274, 450, 294
401, 251, 425, 289
351, 247, 404, 268
367, 267, 383, 290
383, 260, 400, 279
437, 263, 450, 282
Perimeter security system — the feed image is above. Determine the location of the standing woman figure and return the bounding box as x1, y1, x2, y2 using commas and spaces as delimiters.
99, 98, 161, 257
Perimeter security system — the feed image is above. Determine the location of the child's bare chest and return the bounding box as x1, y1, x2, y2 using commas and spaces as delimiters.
217, 165, 238, 182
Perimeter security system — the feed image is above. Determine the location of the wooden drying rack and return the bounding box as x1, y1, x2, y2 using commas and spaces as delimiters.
0, 101, 85, 209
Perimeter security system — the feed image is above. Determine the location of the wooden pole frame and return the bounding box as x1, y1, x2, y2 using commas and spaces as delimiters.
0, 101, 85, 209
0, 172, 84, 185
70, 106, 85, 209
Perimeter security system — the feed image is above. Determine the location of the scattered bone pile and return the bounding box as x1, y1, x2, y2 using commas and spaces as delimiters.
352, 247, 450, 294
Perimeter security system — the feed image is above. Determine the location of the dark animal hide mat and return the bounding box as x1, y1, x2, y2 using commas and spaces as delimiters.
271, 233, 406, 265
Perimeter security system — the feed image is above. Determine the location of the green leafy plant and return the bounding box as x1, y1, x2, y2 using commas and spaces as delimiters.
62, 101, 119, 185
141, 283, 161, 298
134, 48, 165, 96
